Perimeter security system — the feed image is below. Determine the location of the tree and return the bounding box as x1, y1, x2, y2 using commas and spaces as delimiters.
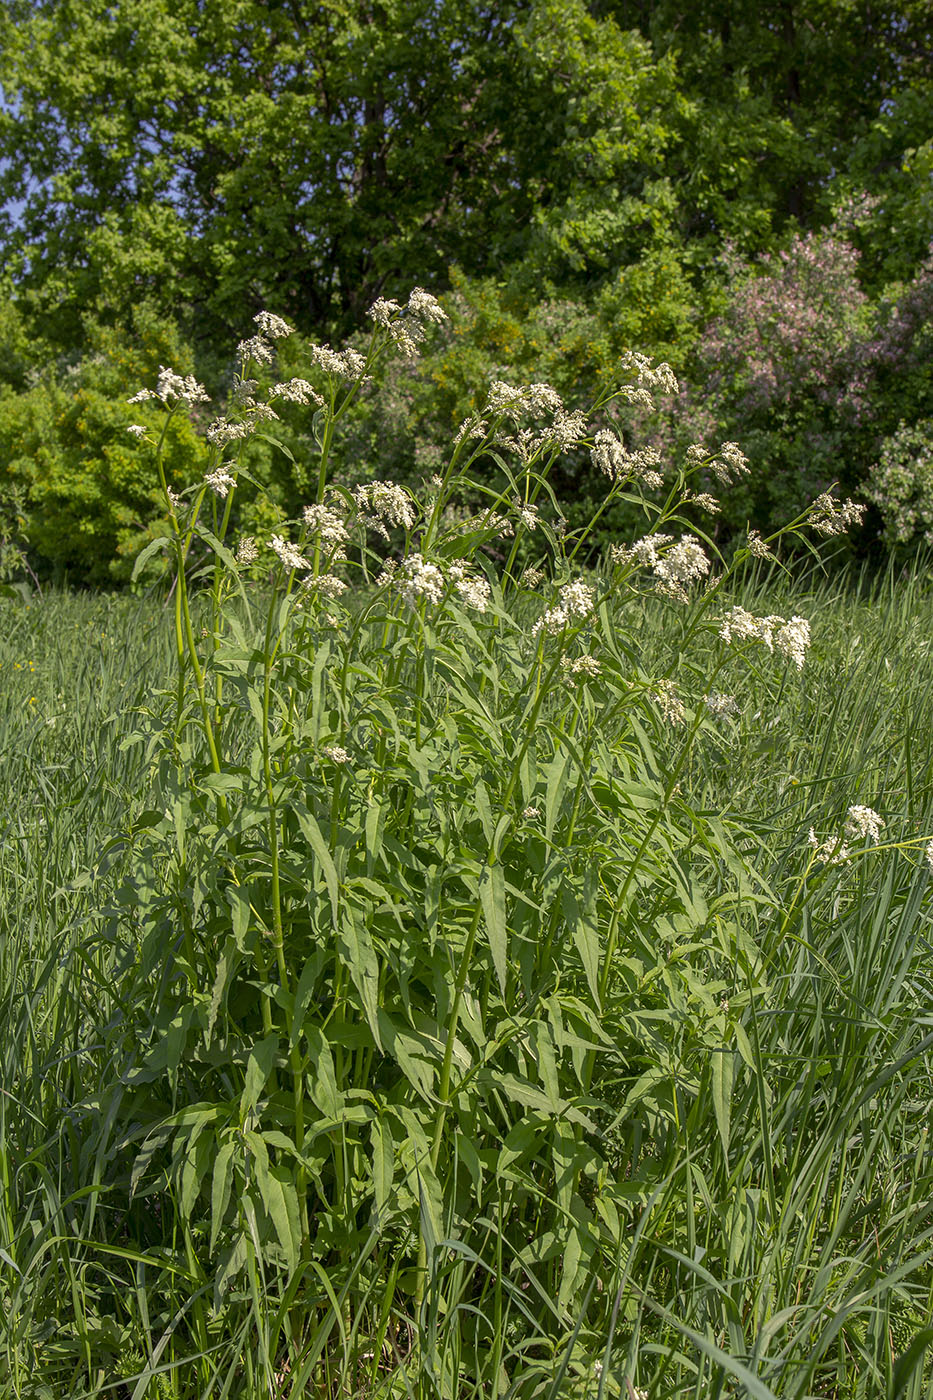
598, 0, 933, 278
0, 0, 683, 353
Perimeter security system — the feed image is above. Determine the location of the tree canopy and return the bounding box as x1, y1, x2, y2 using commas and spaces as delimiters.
0, 0, 931, 576
0, 0, 687, 347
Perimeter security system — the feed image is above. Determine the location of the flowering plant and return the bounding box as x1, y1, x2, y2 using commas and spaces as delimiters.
111, 289, 868, 1393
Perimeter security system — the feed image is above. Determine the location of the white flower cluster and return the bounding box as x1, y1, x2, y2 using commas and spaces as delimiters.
303, 573, 348, 599
237, 335, 275, 366
653, 677, 686, 726
486, 380, 562, 418
711, 442, 750, 485
234, 312, 294, 368
269, 533, 309, 572
367, 287, 448, 357
254, 311, 293, 340
591, 430, 665, 489
407, 287, 448, 325
271, 378, 324, 407
704, 691, 739, 717
383, 318, 420, 359
206, 387, 281, 447
302, 502, 349, 558
808, 829, 853, 866
772, 617, 813, 671
611, 533, 710, 603
513, 499, 540, 530
386, 554, 491, 614
746, 529, 775, 560
206, 419, 255, 447
515, 382, 561, 415
844, 805, 885, 844
126, 424, 147, 438
395, 553, 446, 607
368, 297, 402, 328
611, 532, 672, 568
686, 442, 750, 485
561, 654, 601, 679
244, 397, 279, 425
448, 563, 492, 612
237, 536, 258, 566
808, 492, 866, 537
543, 408, 589, 451
264, 528, 349, 598
653, 537, 711, 602
483, 511, 515, 538
204, 467, 236, 499
454, 415, 488, 445
498, 420, 571, 464
521, 565, 546, 589
157, 366, 209, 403
128, 366, 210, 406
808, 807, 884, 867
719, 606, 812, 670
484, 383, 587, 460
617, 385, 654, 411
685, 489, 720, 513
322, 744, 350, 764
308, 343, 368, 381
926, 838, 933, 872
352, 481, 417, 538
617, 350, 679, 410
532, 579, 595, 636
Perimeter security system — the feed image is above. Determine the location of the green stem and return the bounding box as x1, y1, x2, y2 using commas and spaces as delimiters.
177, 551, 225, 784
256, 564, 310, 1231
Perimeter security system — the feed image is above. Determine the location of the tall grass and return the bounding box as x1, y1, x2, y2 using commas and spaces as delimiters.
1, 300, 932, 1399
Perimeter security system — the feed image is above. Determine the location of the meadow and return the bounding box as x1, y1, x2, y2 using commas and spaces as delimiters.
2, 299, 933, 1400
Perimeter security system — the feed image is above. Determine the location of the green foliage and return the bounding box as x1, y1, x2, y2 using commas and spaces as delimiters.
5, 298, 931, 1398
0, 0, 683, 351
0, 477, 31, 589
867, 418, 933, 551
0, 294, 40, 394
0, 306, 209, 581
5, 0, 928, 355
4, 559, 933, 1398
670, 218, 933, 548
610, 0, 933, 273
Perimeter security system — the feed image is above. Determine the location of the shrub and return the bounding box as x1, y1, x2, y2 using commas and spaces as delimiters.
312, 264, 699, 561
0, 308, 210, 582
681, 223, 872, 539
867, 418, 933, 550
679, 213, 933, 552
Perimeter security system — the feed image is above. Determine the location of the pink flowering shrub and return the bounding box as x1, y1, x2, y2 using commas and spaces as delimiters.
701, 232, 872, 418
679, 215, 933, 552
